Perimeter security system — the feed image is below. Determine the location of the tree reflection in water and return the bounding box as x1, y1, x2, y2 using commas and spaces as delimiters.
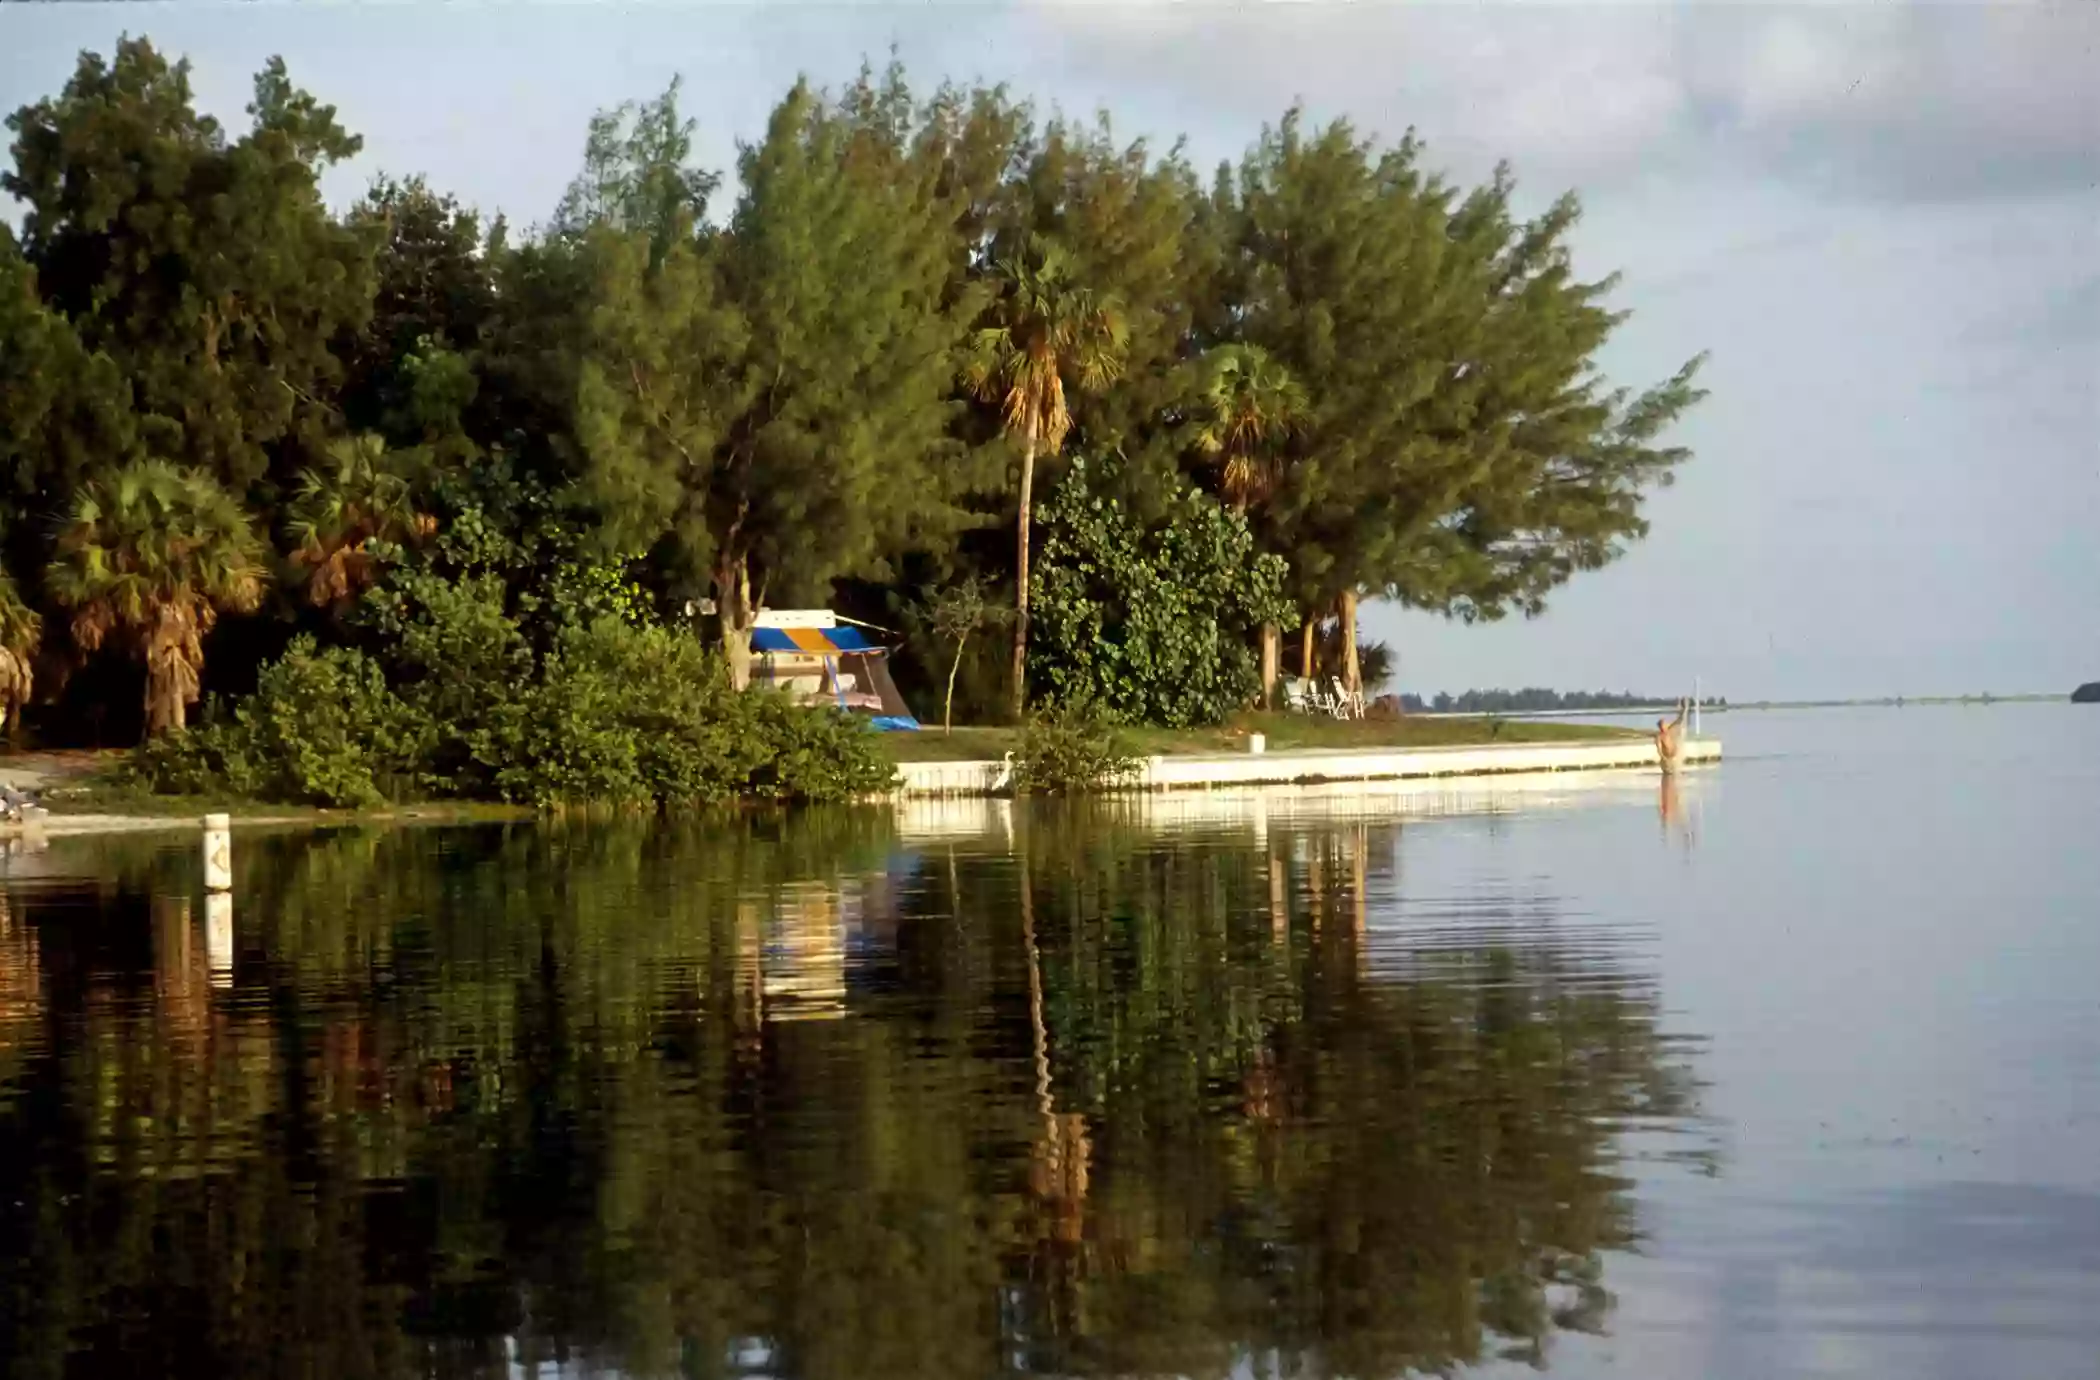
0, 804, 1707, 1378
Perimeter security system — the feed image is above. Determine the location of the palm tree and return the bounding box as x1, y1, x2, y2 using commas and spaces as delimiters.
47, 461, 267, 738
961, 235, 1127, 719
0, 572, 40, 737
1186, 343, 1308, 706
285, 434, 433, 609
1186, 343, 1308, 512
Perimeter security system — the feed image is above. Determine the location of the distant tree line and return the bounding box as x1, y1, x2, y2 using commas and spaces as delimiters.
1398, 687, 1726, 714
0, 38, 1707, 801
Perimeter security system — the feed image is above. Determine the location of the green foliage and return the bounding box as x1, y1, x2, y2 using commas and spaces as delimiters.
128, 716, 260, 798
735, 689, 901, 803
962, 230, 1133, 716
1, 41, 1707, 761
1216, 111, 1705, 622
922, 574, 1007, 732
361, 567, 533, 796
129, 637, 424, 807
485, 617, 737, 807
0, 233, 138, 509
131, 616, 894, 809
961, 232, 1129, 457
1009, 711, 1141, 795
1030, 455, 1293, 727
4, 39, 374, 492
577, 69, 988, 679
551, 75, 720, 254
238, 638, 427, 806
460, 616, 895, 808
284, 433, 432, 608
1182, 343, 1308, 511
992, 119, 1206, 470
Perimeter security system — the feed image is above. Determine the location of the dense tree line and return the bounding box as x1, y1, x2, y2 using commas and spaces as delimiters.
0, 39, 1706, 787
1400, 687, 1730, 714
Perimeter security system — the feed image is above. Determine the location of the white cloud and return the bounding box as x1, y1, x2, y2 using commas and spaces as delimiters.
1026, 1, 2100, 204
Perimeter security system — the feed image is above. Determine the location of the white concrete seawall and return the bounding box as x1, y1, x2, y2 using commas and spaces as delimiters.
894, 736, 1720, 797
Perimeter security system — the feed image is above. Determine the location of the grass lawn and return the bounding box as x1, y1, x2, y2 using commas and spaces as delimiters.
878, 712, 1640, 763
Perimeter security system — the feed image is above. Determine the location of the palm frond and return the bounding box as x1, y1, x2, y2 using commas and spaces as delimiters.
47, 460, 269, 733
282, 433, 432, 605
965, 232, 1128, 458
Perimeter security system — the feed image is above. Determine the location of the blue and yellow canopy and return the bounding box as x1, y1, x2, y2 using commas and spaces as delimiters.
749, 625, 876, 654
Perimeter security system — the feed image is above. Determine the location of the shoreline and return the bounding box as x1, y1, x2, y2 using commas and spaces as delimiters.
0, 735, 1718, 832
897, 736, 1720, 798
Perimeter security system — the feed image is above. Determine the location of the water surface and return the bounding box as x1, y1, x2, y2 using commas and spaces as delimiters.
0, 703, 2093, 1378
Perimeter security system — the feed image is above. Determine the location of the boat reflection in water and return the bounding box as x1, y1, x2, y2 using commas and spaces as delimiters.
0, 790, 1711, 1378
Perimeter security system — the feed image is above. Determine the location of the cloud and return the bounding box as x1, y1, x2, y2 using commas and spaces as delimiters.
1674, 2, 2100, 204
1027, 1, 2100, 204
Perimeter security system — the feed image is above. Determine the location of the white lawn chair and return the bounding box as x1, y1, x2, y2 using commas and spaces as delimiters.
1330, 678, 1367, 720
1282, 677, 1316, 714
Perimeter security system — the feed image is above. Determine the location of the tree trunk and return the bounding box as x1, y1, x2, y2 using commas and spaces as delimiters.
1010, 437, 1037, 722
145, 663, 187, 737
1300, 619, 1316, 681
1259, 622, 1280, 709
943, 632, 969, 735
1339, 589, 1362, 694
143, 605, 201, 739
716, 553, 758, 691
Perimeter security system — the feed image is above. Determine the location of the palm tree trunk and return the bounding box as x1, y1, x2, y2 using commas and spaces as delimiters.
1259, 622, 1280, 709
1339, 589, 1362, 694
146, 664, 186, 736
1010, 436, 1037, 722
1300, 619, 1316, 681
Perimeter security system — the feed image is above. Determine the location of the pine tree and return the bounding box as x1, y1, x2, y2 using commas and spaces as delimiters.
550, 75, 720, 260
1216, 111, 1705, 691
579, 78, 980, 686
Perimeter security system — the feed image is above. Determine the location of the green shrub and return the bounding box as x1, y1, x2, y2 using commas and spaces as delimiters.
130, 715, 262, 799
489, 618, 749, 808
484, 617, 895, 809
129, 638, 425, 808
367, 570, 534, 797
1009, 712, 1141, 796
1030, 453, 1295, 727
129, 607, 896, 810
240, 638, 429, 807
738, 690, 898, 804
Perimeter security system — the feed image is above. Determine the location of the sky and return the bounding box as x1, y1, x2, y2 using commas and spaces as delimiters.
2, 1, 2094, 701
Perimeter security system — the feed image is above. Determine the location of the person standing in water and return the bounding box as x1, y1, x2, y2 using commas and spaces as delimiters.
1656, 697, 1689, 774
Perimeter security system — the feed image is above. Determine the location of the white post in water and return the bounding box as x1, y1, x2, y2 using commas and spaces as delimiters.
202, 813, 233, 893
1693, 677, 1702, 737
206, 891, 234, 988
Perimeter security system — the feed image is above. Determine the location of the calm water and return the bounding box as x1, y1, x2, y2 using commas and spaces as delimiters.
0, 704, 2094, 1379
